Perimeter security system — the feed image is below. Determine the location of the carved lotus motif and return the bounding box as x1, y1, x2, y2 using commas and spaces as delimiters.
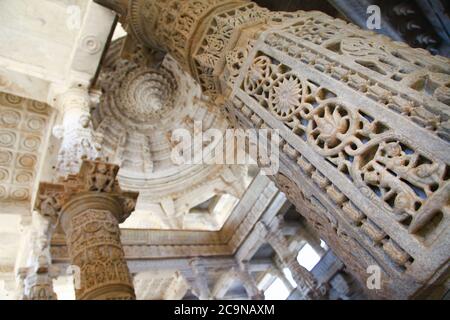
269, 74, 302, 118
309, 103, 351, 152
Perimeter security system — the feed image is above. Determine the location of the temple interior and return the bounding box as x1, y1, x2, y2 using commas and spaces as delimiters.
0, 0, 448, 300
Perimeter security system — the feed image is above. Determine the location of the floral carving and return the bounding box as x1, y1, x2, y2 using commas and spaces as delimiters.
340, 37, 381, 57
107, 0, 450, 299
244, 56, 272, 94
308, 102, 353, 153
269, 74, 303, 119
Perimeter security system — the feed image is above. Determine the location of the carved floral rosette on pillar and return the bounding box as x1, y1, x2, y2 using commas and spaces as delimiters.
98, 0, 450, 298
35, 160, 139, 300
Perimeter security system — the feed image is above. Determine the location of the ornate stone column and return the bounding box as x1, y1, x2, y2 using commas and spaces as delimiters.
235, 262, 265, 300
18, 211, 58, 300
96, 0, 450, 298
256, 221, 324, 300
52, 87, 103, 176
35, 160, 138, 300
212, 262, 264, 300
186, 258, 212, 300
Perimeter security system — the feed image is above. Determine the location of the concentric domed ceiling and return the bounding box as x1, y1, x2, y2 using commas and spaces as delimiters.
93, 38, 253, 231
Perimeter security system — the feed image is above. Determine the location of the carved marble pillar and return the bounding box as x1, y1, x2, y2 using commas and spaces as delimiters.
256, 221, 324, 300
236, 262, 265, 300
212, 262, 264, 300
53, 88, 103, 176
35, 160, 138, 300
97, 0, 450, 298
188, 258, 212, 300
19, 211, 58, 300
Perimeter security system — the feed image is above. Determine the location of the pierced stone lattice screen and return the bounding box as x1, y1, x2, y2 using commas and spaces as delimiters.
227, 11, 450, 299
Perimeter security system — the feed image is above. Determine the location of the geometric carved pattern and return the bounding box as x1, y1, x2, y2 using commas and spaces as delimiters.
0, 92, 52, 206
118, 0, 450, 298
242, 51, 449, 236
232, 13, 450, 298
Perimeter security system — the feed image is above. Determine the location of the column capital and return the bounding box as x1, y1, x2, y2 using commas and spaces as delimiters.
188, 258, 212, 300
23, 273, 58, 300
35, 159, 139, 225
54, 87, 90, 114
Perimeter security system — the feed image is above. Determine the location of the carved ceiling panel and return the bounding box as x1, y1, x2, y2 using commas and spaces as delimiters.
93, 38, 253, 230
0, 92, 53, 213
